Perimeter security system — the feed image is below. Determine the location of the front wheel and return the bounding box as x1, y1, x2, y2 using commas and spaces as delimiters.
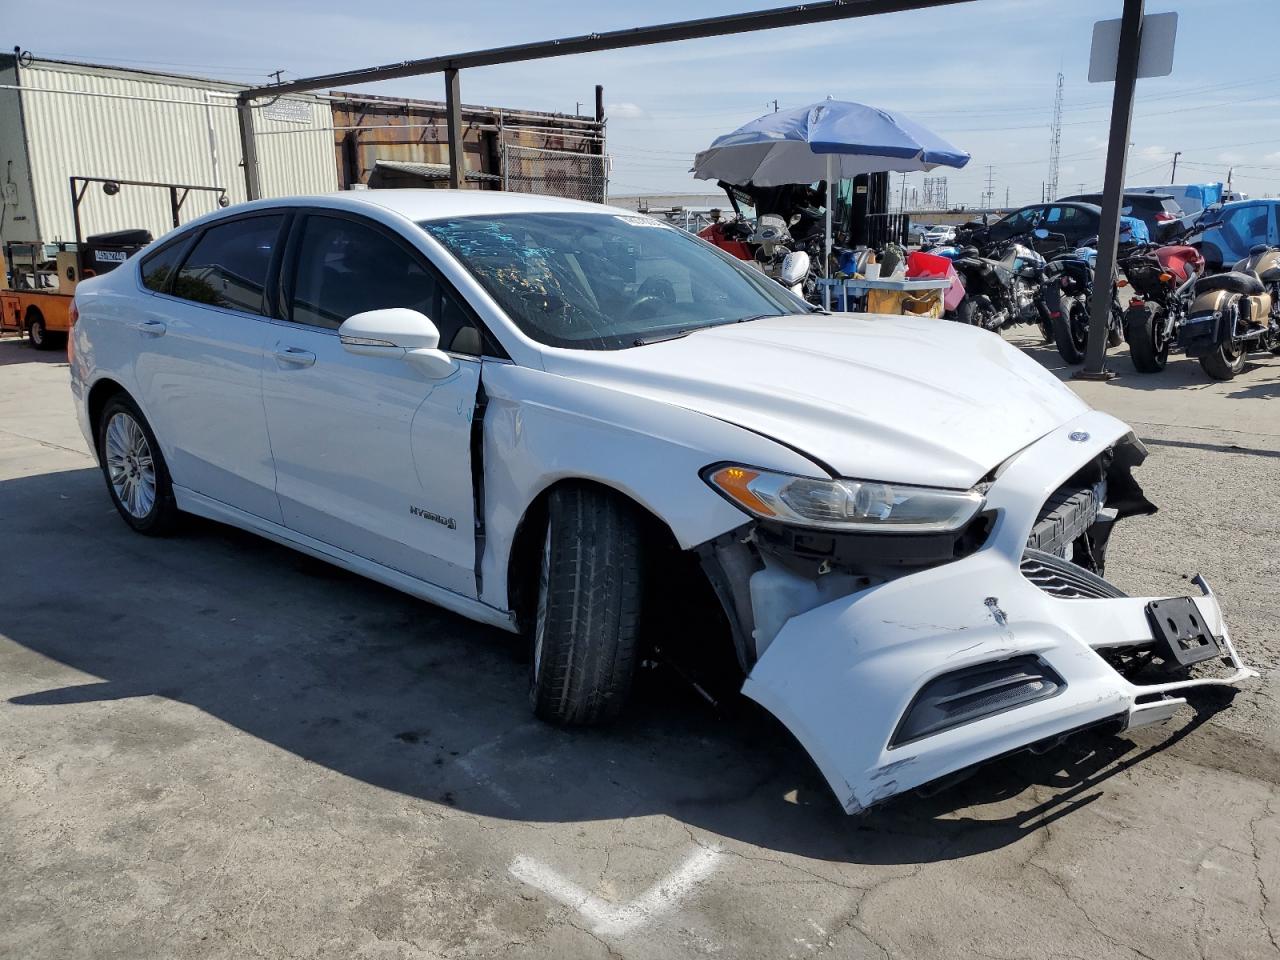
1052, 297, 1088, 364
954, 297, 979, 326
529, 486, 644, 726
1125, 302, 1169, 373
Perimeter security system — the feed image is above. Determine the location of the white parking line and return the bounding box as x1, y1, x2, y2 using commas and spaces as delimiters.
509, 846, 722, 937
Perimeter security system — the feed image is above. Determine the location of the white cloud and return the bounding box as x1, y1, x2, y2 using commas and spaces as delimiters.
607, 102, 645, 119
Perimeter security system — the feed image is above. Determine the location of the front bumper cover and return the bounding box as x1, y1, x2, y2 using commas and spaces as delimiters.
739, 410, 1258, 814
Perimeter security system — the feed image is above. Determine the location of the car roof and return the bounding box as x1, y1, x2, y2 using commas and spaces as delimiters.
1014, 201, 1099, 214
1059, 193, 1172, 203
208, 189, 633, 226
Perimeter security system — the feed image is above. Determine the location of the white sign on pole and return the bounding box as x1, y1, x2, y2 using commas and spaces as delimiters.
1088, 11, 1178, 83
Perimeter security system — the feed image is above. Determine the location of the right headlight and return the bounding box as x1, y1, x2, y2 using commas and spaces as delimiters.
704, 464, 985, 534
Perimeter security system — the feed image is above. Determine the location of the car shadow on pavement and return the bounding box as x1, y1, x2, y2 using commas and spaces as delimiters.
0, 466, 1242, 867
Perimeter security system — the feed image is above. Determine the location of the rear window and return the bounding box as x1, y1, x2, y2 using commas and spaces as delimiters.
139, 241, 187, 293
173, 215, 284, 315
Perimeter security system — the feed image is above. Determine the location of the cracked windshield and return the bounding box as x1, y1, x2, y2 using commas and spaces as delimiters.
422, 212, 799, 349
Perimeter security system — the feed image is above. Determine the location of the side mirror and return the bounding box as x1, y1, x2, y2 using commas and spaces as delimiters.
780, 250, 811, 286
338, 308, 456, 379
1033, 228, 1050, 240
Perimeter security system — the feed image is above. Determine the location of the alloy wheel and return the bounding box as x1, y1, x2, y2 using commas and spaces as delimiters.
104, 412, 157, 519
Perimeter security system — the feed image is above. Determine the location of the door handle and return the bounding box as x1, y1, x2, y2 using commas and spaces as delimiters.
134, 320, 167, 336
274, 346, 316, 368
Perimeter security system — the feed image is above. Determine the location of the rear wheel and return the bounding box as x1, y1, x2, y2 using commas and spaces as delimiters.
26, 311, 53, 351
1125, 302, 1169, 373
529, 485, 644, 726
96, 395, 180, 535
1052, 297, 1088, 364
1200, 299, 1247, 381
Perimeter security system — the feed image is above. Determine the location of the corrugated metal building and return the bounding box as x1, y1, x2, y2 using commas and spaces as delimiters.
0, 53, 337, 248
329, 91, 607, 200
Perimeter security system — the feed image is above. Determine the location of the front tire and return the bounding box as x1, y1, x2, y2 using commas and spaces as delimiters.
96, 395, 180, 535
529, 486, 644, 726
1125, 302, 1169, 373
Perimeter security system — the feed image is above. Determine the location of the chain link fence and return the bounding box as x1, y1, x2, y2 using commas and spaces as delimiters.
501, 144, 610, 204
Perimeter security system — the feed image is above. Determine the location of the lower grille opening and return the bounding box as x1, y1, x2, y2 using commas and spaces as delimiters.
1021, 549, 1127, 600
890, 655, 1066, 748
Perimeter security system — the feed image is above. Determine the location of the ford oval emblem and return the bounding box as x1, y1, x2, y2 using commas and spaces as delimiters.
1069, 431, 1090, 443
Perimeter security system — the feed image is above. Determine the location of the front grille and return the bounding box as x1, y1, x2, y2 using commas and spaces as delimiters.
1021, 549, 1127, 600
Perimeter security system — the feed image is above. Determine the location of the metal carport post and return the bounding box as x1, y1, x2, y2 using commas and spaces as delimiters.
1077, 0, 1144, 380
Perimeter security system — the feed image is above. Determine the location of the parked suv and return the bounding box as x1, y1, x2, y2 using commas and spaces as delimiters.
1059, 192, 1192, 243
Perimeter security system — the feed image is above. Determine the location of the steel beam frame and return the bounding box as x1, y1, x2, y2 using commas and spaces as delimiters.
233, 0, 975, 199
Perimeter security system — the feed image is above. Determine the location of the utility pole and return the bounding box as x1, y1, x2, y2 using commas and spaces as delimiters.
267, 68, 284, 85
1170, 150, 1181, 183
768, 98, 779, 113
1047, 71, 1064, 201
983, 165, 995, 208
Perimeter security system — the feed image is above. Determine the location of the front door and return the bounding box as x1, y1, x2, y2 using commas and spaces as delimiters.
133, 213, 287, 522
260, 212, 484, 597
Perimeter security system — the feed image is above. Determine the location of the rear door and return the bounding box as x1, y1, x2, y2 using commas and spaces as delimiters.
1042, 205, 1093, 251
260, 211, 484, 596
133, 213, 287, 521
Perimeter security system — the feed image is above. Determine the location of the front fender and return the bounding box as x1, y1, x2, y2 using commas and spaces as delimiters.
477, 362, 826, 611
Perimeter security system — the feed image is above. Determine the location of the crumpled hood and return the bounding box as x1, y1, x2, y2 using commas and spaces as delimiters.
542, 313, 1089, 488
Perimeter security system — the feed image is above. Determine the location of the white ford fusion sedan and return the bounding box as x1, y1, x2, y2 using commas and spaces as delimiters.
69, 190, 1255, 813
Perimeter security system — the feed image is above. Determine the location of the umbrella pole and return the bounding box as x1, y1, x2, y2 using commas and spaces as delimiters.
824, 154, 833, 310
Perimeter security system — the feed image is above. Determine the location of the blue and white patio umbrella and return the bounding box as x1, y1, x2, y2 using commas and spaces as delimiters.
691, 99, 970, 288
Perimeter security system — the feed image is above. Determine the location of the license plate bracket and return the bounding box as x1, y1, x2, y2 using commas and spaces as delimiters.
1147, 597, 1221, 667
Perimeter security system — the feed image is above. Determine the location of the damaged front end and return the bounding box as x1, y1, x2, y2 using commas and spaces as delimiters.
698, 411, 1257, 814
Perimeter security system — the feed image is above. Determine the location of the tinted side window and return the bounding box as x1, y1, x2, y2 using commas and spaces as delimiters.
140, 240, 187, 293
289, 215, 478, 351
174, 215, 284, 315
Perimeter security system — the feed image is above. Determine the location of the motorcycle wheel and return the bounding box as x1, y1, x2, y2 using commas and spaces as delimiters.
1200, 299, 1247, 381
1051, 297, 1088, 365
1107, 306, 1125, 348
1125, 302, 1169, 373
954, 298, 979, 326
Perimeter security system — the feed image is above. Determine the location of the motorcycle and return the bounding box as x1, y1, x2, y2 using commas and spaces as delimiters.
1041, 232, 1125, 365
1178, 243, 1280, 380
700, 210, 819, 300
1119, 241, 1204, 372
947, 234, 1051, 338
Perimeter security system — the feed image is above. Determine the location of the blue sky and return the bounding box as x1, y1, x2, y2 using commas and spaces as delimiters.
9, 0, 1280, 206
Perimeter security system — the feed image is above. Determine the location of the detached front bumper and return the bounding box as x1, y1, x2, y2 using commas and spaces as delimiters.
739, 410, 1258, 814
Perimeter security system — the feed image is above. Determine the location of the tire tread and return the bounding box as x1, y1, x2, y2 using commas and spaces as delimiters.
532, 486, 643, 726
